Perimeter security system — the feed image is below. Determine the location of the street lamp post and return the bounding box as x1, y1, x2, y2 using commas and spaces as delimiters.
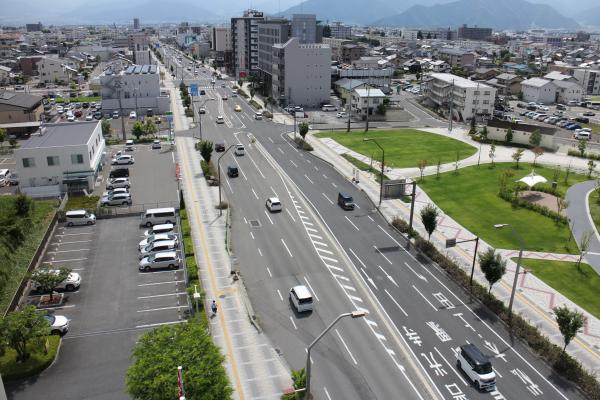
217, 145, 236, 217
494, 223, 524, 322
305, 311, 367, 399
363, 138, 385, 206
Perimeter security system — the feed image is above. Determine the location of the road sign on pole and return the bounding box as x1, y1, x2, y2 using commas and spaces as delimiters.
190, 84, 198, 97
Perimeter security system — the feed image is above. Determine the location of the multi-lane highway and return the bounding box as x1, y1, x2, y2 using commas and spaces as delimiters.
162, 47, 584, 400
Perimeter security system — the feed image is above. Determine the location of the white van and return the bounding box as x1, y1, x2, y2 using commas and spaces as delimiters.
289, 285, 313, 312
235, 144, 245, 156
140, 207, 176, 227
321, 104, 337, 112
0, 169, 10, 186
574, 130, 591, 140
65, 210, 96, 226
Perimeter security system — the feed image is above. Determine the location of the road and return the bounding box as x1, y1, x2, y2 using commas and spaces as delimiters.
566, 180, 600, 273
163, 46, 584, 400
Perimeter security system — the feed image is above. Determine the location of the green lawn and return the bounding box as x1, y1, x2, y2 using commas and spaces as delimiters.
340, 153, 388, 182
314, 129, 477, 168
0, 335, 60, 380
419, 163, 589, 253
64, 195, 100, 212
517, 258, 600, 319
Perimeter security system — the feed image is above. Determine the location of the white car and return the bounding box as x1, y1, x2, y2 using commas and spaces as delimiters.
45, 314, 69, 335
337, 111, 348, 118
139, 251, 181, 272
151, 140, 161, 149
85, 113, 93, 121
266, 197, 282, 212
129, 111, 137, 119
100, 192, 132, 206
138, 233, 179, 250
111, 155, 135, 165
139, 240, 178, 260
103, 187, 129, 197
67, 115, 76, 122
125, 139, 134, 151
144, 223, 174, 237
456, 344, 496, 391
199, 107, 206, 114
106, 177, 130, 190
216, 115, 224, 124
33, 271, 81, 292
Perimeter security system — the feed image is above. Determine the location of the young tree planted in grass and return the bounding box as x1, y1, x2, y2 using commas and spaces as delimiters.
478, 248, 506, 294
420, 204, 439, 240
588, 159, 596, 178
556, 197, 569, 224
529, 129, 542, 147
453, 152, 460, 175
489, 142, 496, 168
553, 305, 586, 352
30, 266, 71, 301
468, 118, 477, 136
512, 149, 524, 168
505, 127, 513, 144
576, 230, 593, 270
436, 159, 441, 179
417, 159, 427, 181
0, 305, 49, 362
578, 139, 587, 157
144, 119, 158, 136
198, 140, 214, 163
126, 322, 232, 400
298, 122, 309, 141
531, 146, 544, 167
131, 121, 145, 140
564, 161, 572, 184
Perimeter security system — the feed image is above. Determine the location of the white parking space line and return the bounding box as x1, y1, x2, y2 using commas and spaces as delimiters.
344, 216, 360, 231
43, 258, 87, 263
137, 305, 188, 313
281, 238, 293, 258
335, 329, 358, 365
51, 240, 92, 245
137, 292, 187, 299
136, 320, 186, 329
47, 249, 90, 253
264, 211, 274, 225
138, 280, 185, 287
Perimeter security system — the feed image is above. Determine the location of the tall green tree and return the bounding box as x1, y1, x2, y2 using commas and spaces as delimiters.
198, 140, 213, 163
30, 266, 71, 301
529, 129, 542, 147
420, 204, 439, 240
478, 248, 506, 294
131, 121, 145, 140
0, 306, 50, 362
480, 126, 488, 140
553, 305, 585, 352
101, 119, 111, 136
144, 119, 158, 136
505, 126, 513, 143
298, 122, 309, 141
126, 322, 232, 400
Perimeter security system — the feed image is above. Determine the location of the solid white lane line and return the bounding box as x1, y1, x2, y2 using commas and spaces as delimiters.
225, 176, 233, 193
251, 188, 259, 200
384, 289, 408, 317
377, 224, 402, 247
281, 238, 293, 257
303, 276, 319, 301
412, 285, 437, 311
289, 316, 298, 330
345, 216, 360, 231
277, 289, 283, 301
137, 292, 187, 299
373, 245, 393, 265
335, 329, 358, 365
304, 174, 314, 184
264, 211, 274, 225
138, 280, 185, 287
258, 248, 263, 257
322, 193, 334, 204
285, 209, 296, 222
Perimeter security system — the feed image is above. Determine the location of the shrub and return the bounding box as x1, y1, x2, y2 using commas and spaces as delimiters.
293, 137, 313, 151
391, 216, 419, 238
249, 100, 262, 110
498, 191, 568, 224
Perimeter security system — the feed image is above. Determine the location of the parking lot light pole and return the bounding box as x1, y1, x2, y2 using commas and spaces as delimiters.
217, 145, 236, 217
363, 138, 384, 206
305, 311, 367, 399
493, 223, 524, 322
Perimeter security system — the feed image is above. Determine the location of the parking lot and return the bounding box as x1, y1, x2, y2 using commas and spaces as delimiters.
8, 216, 189, 400
0, 151, 17, 196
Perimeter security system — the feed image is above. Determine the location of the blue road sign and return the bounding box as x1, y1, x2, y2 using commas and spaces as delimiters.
190, 84, 198, 96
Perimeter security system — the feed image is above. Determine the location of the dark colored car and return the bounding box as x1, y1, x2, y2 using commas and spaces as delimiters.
556, 104, 566, 110
215, 143, 225, 152
109, 168, 130, 179
200, 90, 206, 95
583, 111, 595, 116
82, 102, 90, 108
526, 105, 537, 111
227, 166, 238, 177
74, 110, 83, 118
575, 117, 589, 124
516, 103, 526, 108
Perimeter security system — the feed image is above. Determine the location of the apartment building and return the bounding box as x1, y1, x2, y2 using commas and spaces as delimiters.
38, 56, 78, 84
231, 9, 265, 78
457, 25, 493, 41
291, 14, 318, 44
573, 69, 600, 95
520, 78, 556, 104
425, 73, 496, 121
100, 64, 169, 114
129, 32, 151, 65
15, 121, 105, 197
271, 38, 331, 107
438, 48, 476, 69
330, 22, 352, 39
211, 27, 233, 72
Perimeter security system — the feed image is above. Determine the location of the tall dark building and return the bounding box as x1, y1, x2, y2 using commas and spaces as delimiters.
457, 24, 492, 41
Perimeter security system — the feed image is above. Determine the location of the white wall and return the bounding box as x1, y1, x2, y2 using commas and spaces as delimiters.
283, 38, 330, 107
487, 126, 555, 149
522, 83, 555, 104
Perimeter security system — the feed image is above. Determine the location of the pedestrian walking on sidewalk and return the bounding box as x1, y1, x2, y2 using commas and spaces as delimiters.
211, 300, 218, 317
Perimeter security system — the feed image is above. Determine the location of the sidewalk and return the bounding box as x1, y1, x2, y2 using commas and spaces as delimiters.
163, 63, 293, 399
306, 131, 600, 375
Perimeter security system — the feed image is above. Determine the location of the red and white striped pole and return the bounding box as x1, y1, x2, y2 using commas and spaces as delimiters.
177, 365, 185, 400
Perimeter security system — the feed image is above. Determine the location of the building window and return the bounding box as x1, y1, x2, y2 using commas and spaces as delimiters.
71, 154, 84, 164
47, 156, 59, 166
22, 157, 35, 168
484, 91, 490, 95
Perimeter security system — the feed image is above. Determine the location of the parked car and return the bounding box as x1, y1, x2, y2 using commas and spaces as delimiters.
516, 103, 526, 108
583, 111, 595, 116
574, 130, 592, 140
44, 314, 69, 335
33, 271, 81, 292
556, 104, 567, 110
152, 140, 161, 149
94, 111, 103, 120
337, 111, 348, 118
112, 111, 119, 118
144, 223, 174, 237
139, 233, 179, 250
102, 187, 129, 197
101, 192, 132, 206
106, 177, 130, 190
129, 111, 137, 119
109, 168, 129, 179
111, 154, 134, 165
568, 100, 579, 106
139, 240, 178, 260
575, 117, 589, 124
139, 251, 180, 272
85, 113, 93, 121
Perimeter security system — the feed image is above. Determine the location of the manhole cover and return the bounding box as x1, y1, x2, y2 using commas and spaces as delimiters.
249, 220, 261, 228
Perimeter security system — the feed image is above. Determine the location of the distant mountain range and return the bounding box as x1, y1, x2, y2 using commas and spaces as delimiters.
277, 0, 399, 25
372, 0, 580, 30
575, 5, 600, 28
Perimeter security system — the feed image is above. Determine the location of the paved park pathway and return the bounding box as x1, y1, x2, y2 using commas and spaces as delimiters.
566, 180, 600, 274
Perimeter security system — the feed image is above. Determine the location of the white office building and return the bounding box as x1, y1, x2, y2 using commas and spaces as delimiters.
100, 64, 170, 115
426, 73, 496, 121
15, 121, 105, 197
574, 69, 600, 95
520, 78, 556, 104
272, 37, 331, 107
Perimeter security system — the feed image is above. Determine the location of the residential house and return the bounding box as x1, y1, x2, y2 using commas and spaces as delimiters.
520, 78, 556, 104
438, 48, 475, 69
0, 91, 43, 124
553, 80, 583, 103
15, 121, 105, 197
341, 44, 367, 64
485, 73, 523, 96
351, 87, 387, 119
334, 78, 369, 105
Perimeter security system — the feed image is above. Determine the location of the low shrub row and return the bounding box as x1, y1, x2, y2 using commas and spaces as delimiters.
389, 216, 600, 399
498, 191, 568, 224
293, 137, 313, 151
249, 99, 262, 110
568, 148, 600, 161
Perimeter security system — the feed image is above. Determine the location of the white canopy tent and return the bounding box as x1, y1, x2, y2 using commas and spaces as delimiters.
517, 170, 548, 188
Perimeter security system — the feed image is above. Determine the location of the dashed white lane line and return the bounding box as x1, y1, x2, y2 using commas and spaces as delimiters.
270, 186, 278, 196
258, 248, 263, 257
251, 188, 259, 200
373, 245, 393, 265
324, 387, 333, 400
290, 160, 298, 168
278, 148, 284, 154
289, 316, 298, 330
268, 137, 274, 143
335, 329, 358, 365
304, 174, 314, 184
250, 231, 255, 240
331, 182, 337, 188
281, 239, 293, 258
285, 209, 296, 222
277, 289, 283, 301
47, 249, 89, 253
384, 289, 408, 317
266, 267, 272, 277
322, 174, 328, 179
344, 216, 360, 231
348, 248, 368, 269
368, 216, 375, 222
264, 211, 274, 225
322, 192, 333, 204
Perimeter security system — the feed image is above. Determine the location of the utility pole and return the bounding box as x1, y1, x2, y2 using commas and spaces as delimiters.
114, 78, 126, 141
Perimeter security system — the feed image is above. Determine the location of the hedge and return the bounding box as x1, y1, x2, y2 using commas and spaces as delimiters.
568, 149, 600, 161
498, 190, 568, 224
